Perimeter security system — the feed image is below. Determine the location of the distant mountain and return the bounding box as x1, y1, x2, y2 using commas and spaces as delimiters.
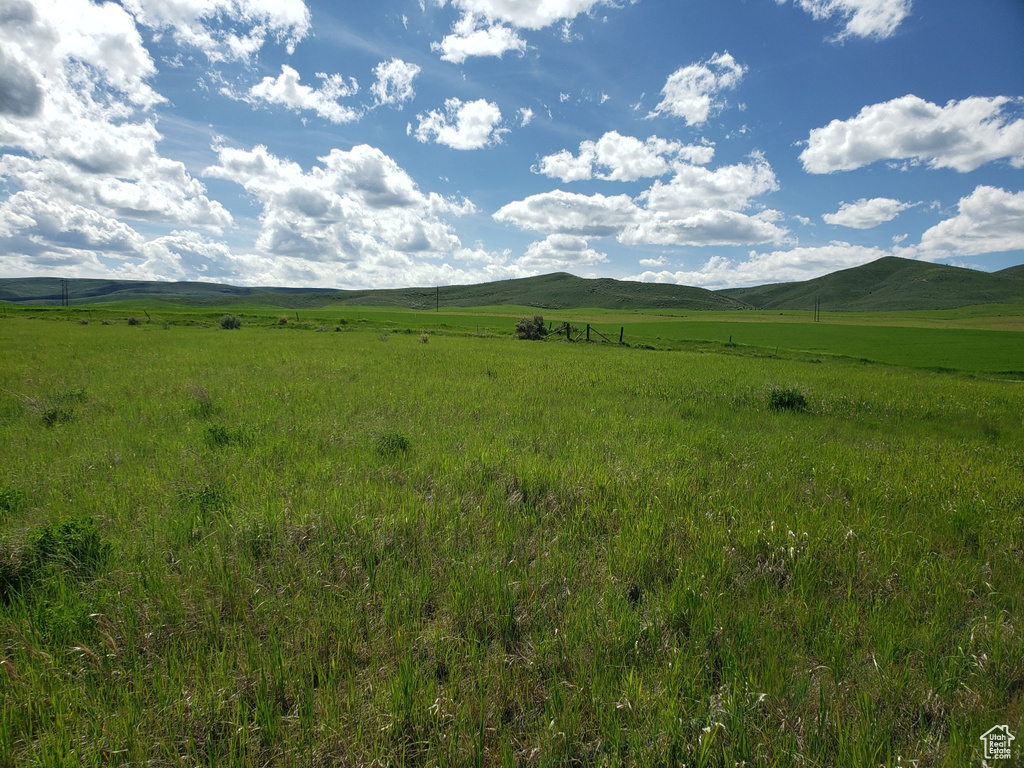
718, 256, 1024, 311
2, 257, 1022, 311
0, 273, 747, 311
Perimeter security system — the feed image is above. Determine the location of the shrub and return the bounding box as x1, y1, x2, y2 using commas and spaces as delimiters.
220, 314, 241, 330
375, 432, 410, 459
420, 333, 429, 344
514, 315, 546, 340
768, 385, 809, 412
127, 316, 142, 326
278, 315, 288, 325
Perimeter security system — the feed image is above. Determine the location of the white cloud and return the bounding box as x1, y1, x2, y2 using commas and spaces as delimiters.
620, 209, 787, 247
0, 0, 231, 250
247, 65, 360, 124
649, 52, 745, 126
494, 189, 640, 237
639, 152, 778, 215
518, 107, 534, 126
413, 98, 507, 150
822, 197, 915, 228
627, 243, 891, 289
516, 233, 607, 271
121, 0, 311, 62
500, 152, 786, 248
443, 0, 616, 30
431, 15, 526, 63
535, 131, 715, 183
782, 0, 913, 40
639, 255, 667, 267
0, 191, 144, 252
204, 143, 479, 264
801, 95, 1024, 173
371, 58, 421, 106
431, 0, 618, 62
917, 186, 1024, 258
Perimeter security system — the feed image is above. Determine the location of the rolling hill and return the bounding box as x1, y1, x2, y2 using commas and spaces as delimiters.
0, 273, 747, 311
1, 257, 1022, 311
719, 257, 1024, 311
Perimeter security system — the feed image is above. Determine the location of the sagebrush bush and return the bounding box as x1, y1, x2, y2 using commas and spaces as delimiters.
127, 316, 142, 326
514, 315, 546, 340
220, 314, 241, 330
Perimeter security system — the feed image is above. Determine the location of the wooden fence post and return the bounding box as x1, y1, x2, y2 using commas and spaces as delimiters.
619, 327, 624, 343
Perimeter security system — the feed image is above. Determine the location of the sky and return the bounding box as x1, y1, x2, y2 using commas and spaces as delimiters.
1, 0, 1023, 290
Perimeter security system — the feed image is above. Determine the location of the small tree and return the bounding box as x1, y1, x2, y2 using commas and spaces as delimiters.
220, 314, 241, 330
514, 315, 546, 340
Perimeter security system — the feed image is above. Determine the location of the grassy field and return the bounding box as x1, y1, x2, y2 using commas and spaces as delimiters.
9, 302, 1024, 373
1, 310, 1023, 766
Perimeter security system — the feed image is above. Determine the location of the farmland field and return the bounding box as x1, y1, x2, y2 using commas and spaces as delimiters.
1, 307, 1023, 767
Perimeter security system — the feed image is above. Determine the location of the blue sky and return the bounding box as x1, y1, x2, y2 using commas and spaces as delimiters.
1, 0, 1023, 289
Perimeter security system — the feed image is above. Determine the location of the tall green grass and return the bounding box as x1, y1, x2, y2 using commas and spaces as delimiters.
0, 316, 1022, 766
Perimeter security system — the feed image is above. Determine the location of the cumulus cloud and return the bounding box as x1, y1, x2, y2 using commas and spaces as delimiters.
499, 152, 785, 248
620, 209, 786, 247
516, 234, 608, 271
0, 0, 231, 256
371, 58, 421, 106
247, 65, 360, 123
494, 189, 640, 237
204, 143, 483, 268
917, 186, 1024, 258
627, 243, 891, 289
649, 52, 745, 126
431, 0, 617, 62
413, 98, 507, 149
431, 15, 526, 64
0, 44, 43, 117
801, 95, 1024, 173
823, 197, 916, 228
518, 107, 534, 126
780, 0, 913, 40
121, 0, 311, 61
639, 153, 779, 215
535, 132, 715, 183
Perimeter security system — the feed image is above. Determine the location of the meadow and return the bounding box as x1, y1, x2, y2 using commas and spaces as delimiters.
1, 308, 1023, 766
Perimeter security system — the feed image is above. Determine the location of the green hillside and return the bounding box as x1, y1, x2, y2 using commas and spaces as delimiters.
0, 273, 746, 311
995, 262, 1024, 282
719, 256, 1024, 311
2, 257, 1023, 311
